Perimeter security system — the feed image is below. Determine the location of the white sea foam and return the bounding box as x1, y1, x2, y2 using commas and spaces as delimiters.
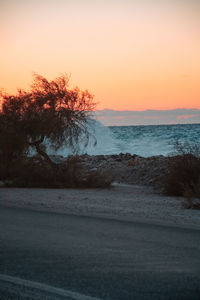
47, 120, 200, 157
51, 119, 117, 156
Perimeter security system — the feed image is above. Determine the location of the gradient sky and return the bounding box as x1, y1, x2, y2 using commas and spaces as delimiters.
1, 0, 200, 112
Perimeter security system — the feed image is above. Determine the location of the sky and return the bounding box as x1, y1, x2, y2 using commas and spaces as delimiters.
1, 0, 200, 124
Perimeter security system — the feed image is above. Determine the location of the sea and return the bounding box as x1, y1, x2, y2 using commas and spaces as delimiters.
56, 121, 200, 158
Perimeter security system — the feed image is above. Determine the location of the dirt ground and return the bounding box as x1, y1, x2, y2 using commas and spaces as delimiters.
0, 183, 200, 229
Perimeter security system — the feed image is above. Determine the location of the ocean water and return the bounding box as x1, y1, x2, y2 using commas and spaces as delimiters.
57, 121, 200, 157
108, 124, 200, 157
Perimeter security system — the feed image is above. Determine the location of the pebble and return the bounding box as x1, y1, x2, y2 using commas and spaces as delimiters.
50, 153, 169, 187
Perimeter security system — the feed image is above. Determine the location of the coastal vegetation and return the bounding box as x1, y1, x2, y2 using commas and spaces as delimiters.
0, 74, 113, 188
162, 141, 200, 209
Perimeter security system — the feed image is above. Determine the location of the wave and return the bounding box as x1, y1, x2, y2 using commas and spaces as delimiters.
47, 121, 200, 157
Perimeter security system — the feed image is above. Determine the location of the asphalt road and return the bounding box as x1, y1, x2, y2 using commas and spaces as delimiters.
0, 205, 200, 299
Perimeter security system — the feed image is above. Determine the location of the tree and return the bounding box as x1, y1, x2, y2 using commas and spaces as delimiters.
0, 74, 96, 172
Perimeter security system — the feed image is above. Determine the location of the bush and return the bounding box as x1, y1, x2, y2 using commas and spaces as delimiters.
182, 179, 200, 209
82, 170, 114, 188
3, 156, 114, 189
5, 159, 65, 188
163, 154, 200, 196
162, 141, 200, 209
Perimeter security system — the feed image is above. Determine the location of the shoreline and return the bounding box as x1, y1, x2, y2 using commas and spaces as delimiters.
50, 152, 169, 187
1, 183, 200, 230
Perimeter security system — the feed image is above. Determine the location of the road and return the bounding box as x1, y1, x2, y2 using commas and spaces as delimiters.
0, 205, 200, 299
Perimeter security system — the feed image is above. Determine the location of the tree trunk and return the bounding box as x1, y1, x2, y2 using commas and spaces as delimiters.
29, 136, 56, 167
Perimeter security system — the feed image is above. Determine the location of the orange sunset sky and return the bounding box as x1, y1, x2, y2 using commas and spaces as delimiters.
0, 0, 200, 111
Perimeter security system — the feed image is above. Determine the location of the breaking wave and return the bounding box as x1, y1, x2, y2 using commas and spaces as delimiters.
49, 121, 200, 157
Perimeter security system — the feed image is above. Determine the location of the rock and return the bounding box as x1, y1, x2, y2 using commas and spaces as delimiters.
115, 158, 122, 162
90, 168, 98, 172
127, 159, 135, 166
57, 153, 169, 188
134, 157, 140, 165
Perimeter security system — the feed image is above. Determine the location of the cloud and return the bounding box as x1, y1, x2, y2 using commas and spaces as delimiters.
177, 114, 197, 120
95, 108, 200, 125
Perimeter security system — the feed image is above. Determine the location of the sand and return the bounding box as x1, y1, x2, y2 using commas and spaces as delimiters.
0, 183, 199, 229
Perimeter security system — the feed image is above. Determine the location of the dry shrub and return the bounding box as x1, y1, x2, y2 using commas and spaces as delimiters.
6, 160, 65, 188
3, 156, 114, 188
0, 155, 26, 180
182, 179, 200, 209
82, 170, 114, 188
163, 154, 200, 196
4, 157, 80, 188
0, 157, 6, 180
162, 141, 200, 209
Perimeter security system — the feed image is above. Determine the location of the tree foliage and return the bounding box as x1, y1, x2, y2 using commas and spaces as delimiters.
0, 74, 96, 171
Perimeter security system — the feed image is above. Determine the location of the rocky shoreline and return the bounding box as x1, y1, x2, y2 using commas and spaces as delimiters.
50, 153, 169, 188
